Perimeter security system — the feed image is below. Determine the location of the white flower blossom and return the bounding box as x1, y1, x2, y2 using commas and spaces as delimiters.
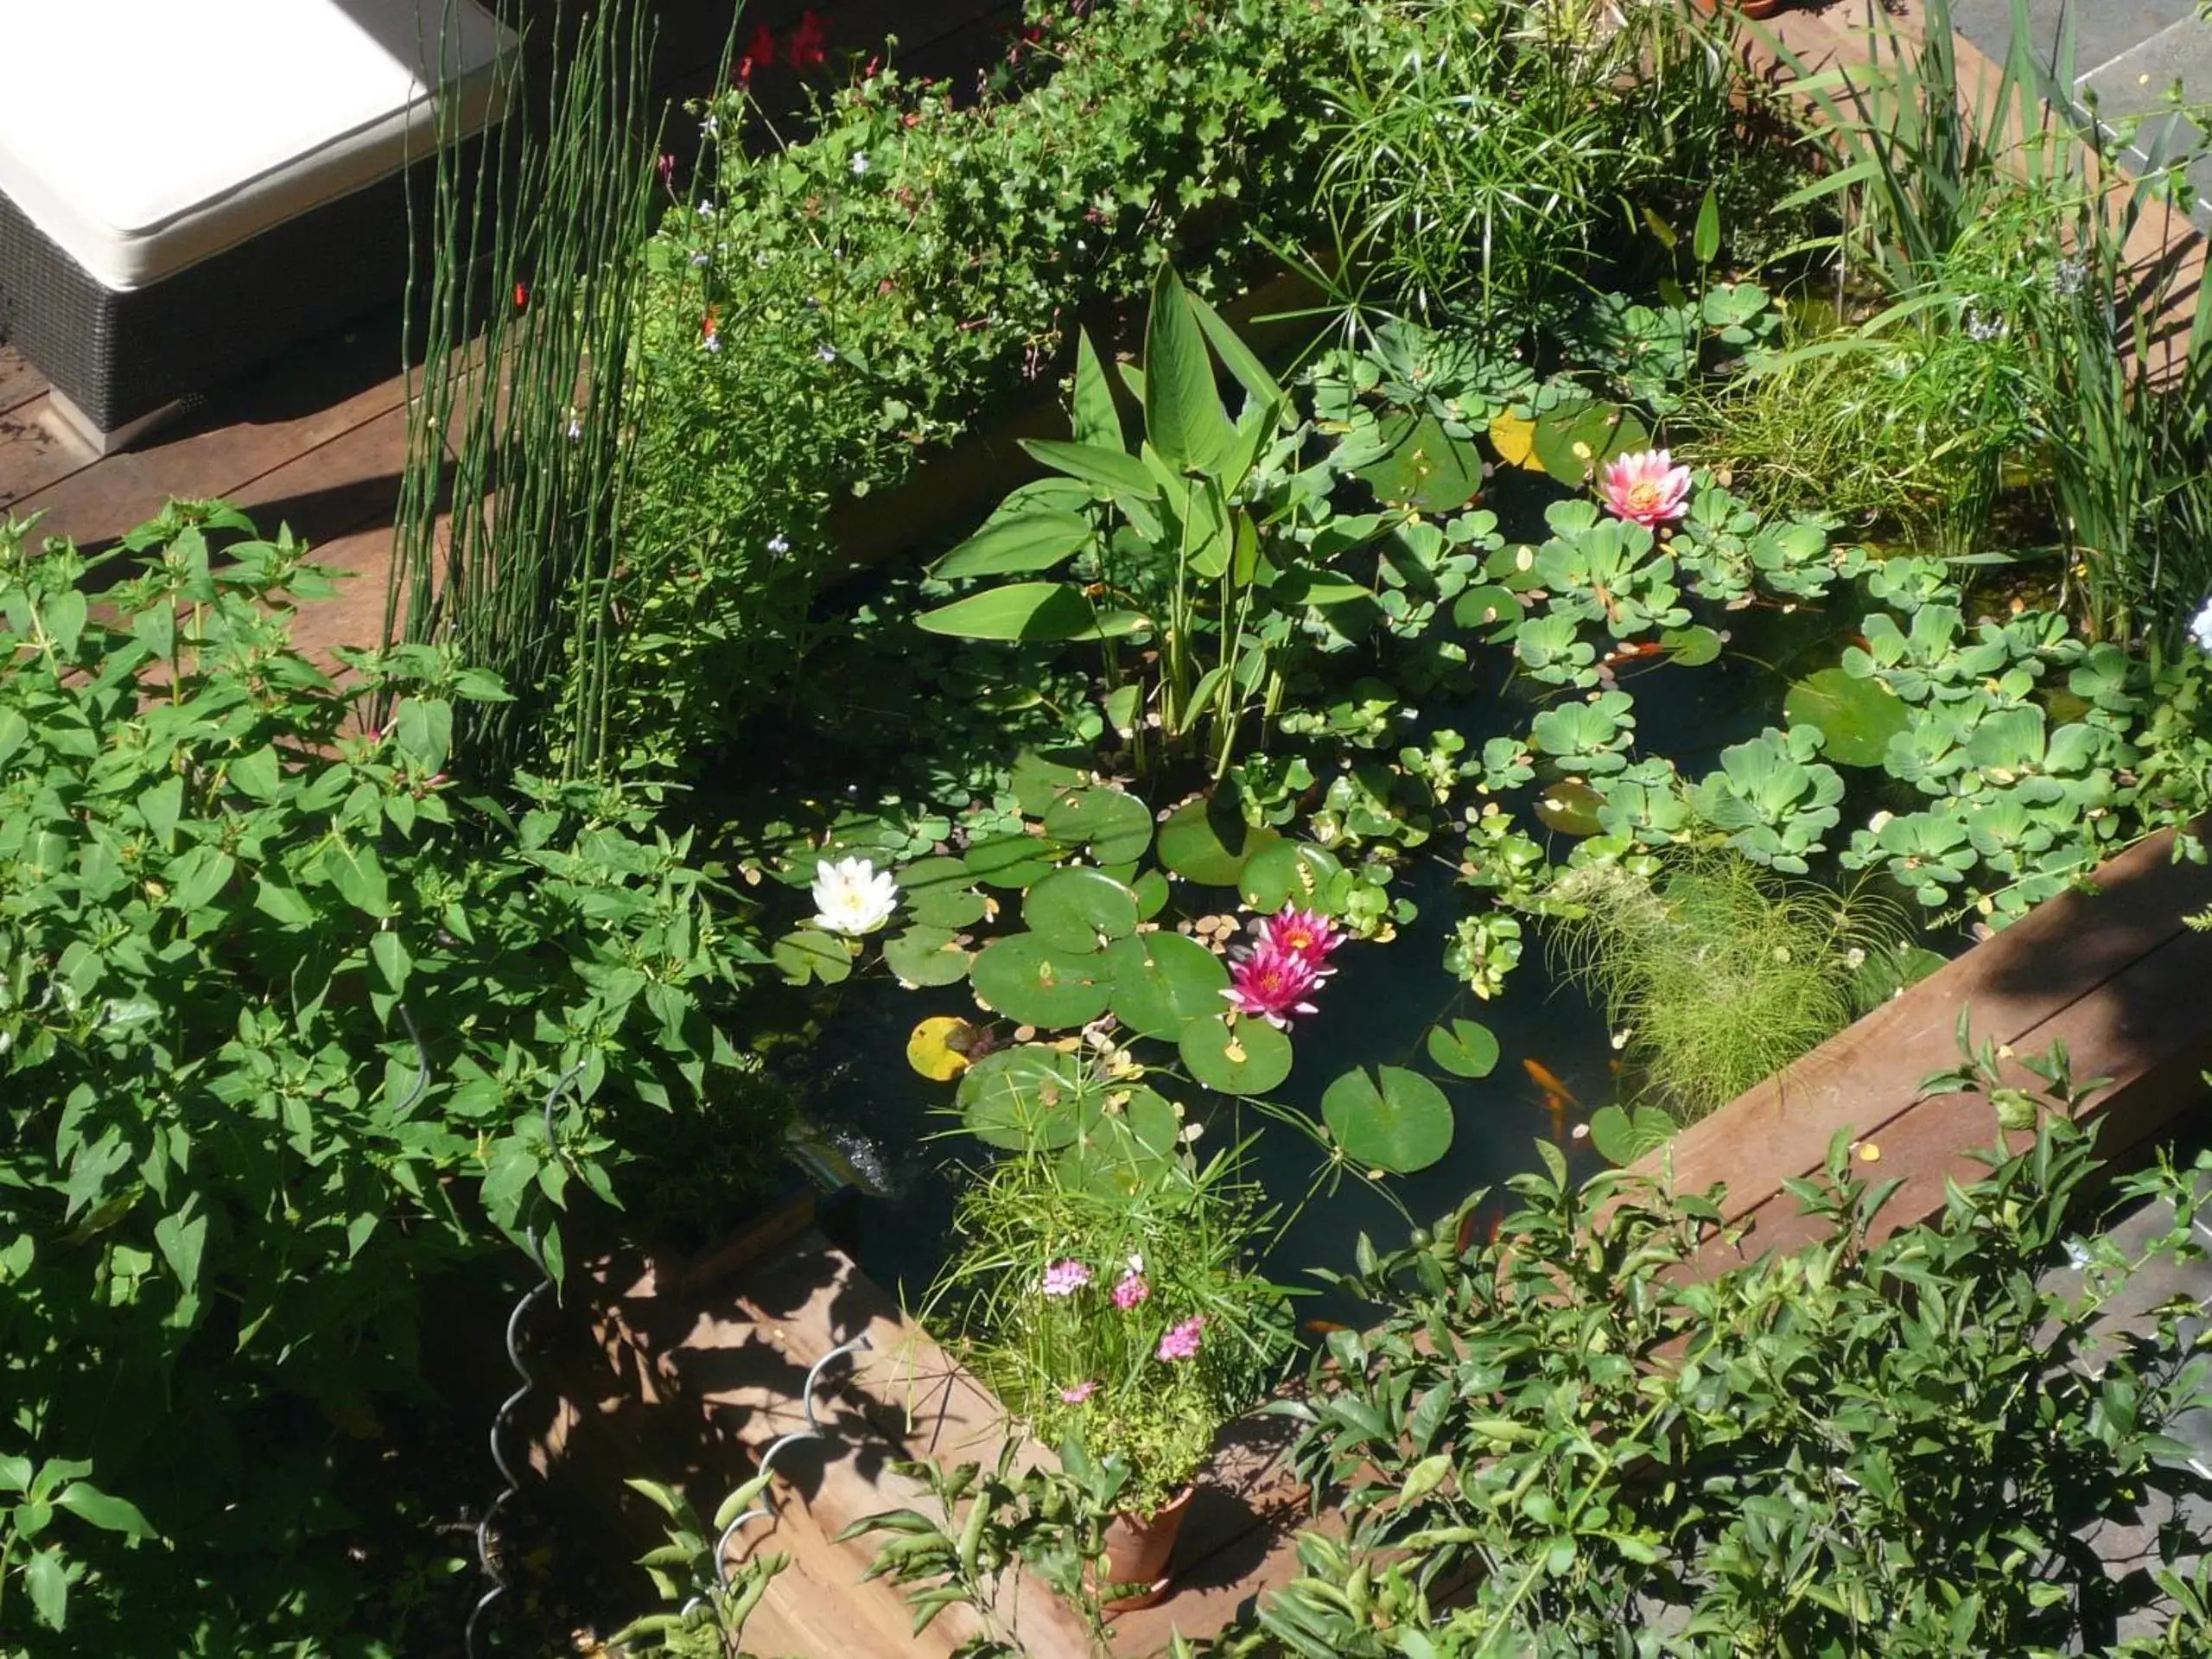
767, 534, 791, 555
2190, 595, 2212, 654
850, 152, 870, 175
810, 857, 899, 936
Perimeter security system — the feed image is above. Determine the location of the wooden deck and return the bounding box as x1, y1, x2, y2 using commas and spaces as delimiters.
0, 0, 1019, 661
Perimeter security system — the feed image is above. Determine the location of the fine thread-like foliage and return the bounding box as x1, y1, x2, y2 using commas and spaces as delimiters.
1544, 855, 1908, 1120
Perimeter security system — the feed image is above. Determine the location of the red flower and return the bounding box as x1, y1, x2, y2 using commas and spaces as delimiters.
735, 21, 774, 86
786, 9, 827, 69
512, 282, 529, 311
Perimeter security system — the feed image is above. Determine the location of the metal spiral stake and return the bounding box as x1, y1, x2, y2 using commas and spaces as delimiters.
466, 1060, 588, 1659
687, 1334, 873, 1617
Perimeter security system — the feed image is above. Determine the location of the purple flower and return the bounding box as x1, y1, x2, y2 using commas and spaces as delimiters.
1156, 1315, 1205, 1363
1059, 1379, 1098, 1404
1112, 1271, 1150, 1310
1039, 1259, 1092, 1298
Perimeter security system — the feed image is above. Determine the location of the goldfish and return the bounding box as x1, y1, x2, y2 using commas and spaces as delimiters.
1522, 1058, 1583, 1111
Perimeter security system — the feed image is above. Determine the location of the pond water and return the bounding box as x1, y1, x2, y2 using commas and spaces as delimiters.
782, 627, 1811, 1320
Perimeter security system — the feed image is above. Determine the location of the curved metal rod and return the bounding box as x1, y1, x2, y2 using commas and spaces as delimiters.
465, 1059, 590, 1657
712, 1334, 871, 1584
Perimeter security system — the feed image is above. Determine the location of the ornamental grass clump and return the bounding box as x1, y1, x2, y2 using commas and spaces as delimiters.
926, 1142, 1294, 1518
1546, 854, 1909, 1120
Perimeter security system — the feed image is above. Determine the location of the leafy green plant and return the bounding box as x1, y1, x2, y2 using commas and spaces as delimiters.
915, 265, 1338, 779
1260, 1045, 2212, 1656
1544, 853, 1910, 1123
0, 1456, 151, 1636
925, 1137, 1294, 1520
612, 1471, 788, 1657
0, 504, 772, 1644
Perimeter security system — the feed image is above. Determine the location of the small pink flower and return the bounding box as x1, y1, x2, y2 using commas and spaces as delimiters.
1260, 905, 1345, 965
1060, 1379, 1098, 1404
1157, 1316, 1205, 1363
1599, 448, 1693, 528
1039, 1259, 1091, 1298
1222, 939, 1325, 1028
1113, 1272, 1150, 1310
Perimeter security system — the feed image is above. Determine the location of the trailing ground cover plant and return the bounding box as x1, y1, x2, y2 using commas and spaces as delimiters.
0, 505, 774, 1646
1255, 1041, 2212, 1657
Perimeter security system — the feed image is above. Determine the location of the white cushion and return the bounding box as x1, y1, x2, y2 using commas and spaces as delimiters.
0, 0, 518, 291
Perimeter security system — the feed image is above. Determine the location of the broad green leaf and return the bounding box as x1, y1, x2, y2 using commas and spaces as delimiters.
1041, 785, 1153, 867
1189, 289, 1285, 406
1020, 438, 1157, 500
933, 512, 1094, 580
969, 933, 1111, 1027
24, 1548, 67, 1629
1179, 1013, 1293, 1096
53, 1481, 153, 1537
883, 925, 971, 988
1142, 264, 1234, 474
1070, 329, 1123, 451
957, 1045, 1091, 1148
1785, 669, 1910, 767
1426, 1020, 1500, 1079
1357, 412, 1484, 513
226, 746, 282, 801
1024, 867, 1141, 953
914, 582, 1101, 643
1103, 931, 1231, 1039
1324, 1065, 1454, 1173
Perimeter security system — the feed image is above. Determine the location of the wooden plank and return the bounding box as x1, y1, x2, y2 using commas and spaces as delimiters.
12, 317, 413, 552
0, 397, 96, 514
0, 346, 48, 418
1648, 827, 2212, 1220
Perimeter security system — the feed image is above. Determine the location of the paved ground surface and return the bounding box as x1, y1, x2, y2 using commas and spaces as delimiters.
1949, 0, 2212, 223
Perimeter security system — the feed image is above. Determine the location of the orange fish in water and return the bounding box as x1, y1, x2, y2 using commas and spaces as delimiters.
1522, 1058, 1583, 1111
1302, 1318, 1352, 1336
1456, 1206, 1506, 1255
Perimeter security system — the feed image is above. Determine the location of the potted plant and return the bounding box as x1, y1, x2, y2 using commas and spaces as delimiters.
925, 1131, 1295, 1609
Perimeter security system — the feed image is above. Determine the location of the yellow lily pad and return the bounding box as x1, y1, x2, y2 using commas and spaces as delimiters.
1487, 411, 1545, 471
907, 1015, 978, 1081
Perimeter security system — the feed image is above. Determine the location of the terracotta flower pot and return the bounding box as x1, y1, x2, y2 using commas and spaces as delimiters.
1101, 1484, 1197, 1612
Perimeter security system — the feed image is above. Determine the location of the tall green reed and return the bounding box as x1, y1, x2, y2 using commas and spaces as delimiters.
386, 0, 664, 779
1769, 0, 2212, 646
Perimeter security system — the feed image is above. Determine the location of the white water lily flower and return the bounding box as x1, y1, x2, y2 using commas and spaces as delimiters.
811, 857, 898, 936
2191, 595, 2212, 654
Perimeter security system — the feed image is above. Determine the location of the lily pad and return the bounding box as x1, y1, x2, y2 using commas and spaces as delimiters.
1178, 1013, 1294, 1096
772, 926, 852, 985
907, 1015, 981, 1081
899, 856, 989, 929
1588, 1103, 1678, 1166
957, 1045, 1091, 1148
1059, 1086, 1182, 1197
1130, 868, 1171, 921
1660, 625, 1723, 667
1357, 411, 1485, 513
1533, 403, 1649, 487
969, 933, 1111, 1027
963, 833, 1062, 890
1323, 1065, 1454, 1173
1024, 867, 1141, 954
1533, 780, 1605, 837
1158, 797, 1276, 886
1785, 669, 1910, 767
1011, 750, 1092, 817
1426, 1019, 1500, 1079
1103, 931, 1231, 1039
883, 925, 971, 988
1043, 785, 1153, 868
1452, 583, 1522, 639
1236, 840, 1343, 913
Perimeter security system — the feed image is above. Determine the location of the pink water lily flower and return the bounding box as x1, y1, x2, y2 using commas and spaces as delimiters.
1157, 1316, 1206, 1363
1599, 448, 1693, 527
1222, 939, 1325, 1028
1259, 905, 1345, 965
1039, 1259, 1092, 1298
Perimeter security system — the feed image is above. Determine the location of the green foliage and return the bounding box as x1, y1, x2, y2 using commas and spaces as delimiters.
0, 505, 772, 1644
924, 1141, 1294, 1518
1261, 1054, 2212, 1656
612, 1472, 787, 1657
387, 0, 663, 780
613, 0, 1370, 770
1544, 855, 1910, 1122
1309, 0, 1751, 331
0, 1455, 151, 1635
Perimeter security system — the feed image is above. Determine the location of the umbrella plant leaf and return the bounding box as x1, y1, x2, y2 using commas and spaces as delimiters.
1323, 1064, 1454, 1173
969, 933, 1111, 1027
1178, 1013, 1293, 1096
1103, 931, 1231, 1039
